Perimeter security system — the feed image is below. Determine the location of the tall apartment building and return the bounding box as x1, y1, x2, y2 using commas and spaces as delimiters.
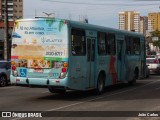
0, 0, 23, 59
140, 16, 148, 36
119, 11, 140, 33
0, 0, 23, 21
148, 12, 160, 32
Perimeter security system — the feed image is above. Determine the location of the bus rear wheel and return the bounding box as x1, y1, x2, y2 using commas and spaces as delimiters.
95, 73, 105, 95
48, 86, 66, 94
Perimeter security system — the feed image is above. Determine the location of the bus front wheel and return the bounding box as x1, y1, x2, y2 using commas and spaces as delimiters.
95, 73, 105, 95
128, 70, 138, 85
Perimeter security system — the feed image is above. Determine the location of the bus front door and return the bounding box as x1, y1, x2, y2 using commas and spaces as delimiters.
87, 37, 95, 89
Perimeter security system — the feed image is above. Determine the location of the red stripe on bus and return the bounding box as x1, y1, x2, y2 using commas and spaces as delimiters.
108, 55, 117, 85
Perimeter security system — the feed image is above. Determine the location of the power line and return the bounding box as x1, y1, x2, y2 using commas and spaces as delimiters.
134, 0, 159, 2
41, 0, 159, 6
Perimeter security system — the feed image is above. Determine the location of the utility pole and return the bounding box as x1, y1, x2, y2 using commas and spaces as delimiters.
4, 0, 9, 60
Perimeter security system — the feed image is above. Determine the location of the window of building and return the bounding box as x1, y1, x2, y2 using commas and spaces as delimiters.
71, 28, 86, 56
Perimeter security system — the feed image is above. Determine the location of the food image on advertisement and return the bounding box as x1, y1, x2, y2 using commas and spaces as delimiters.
15, 59, 27, 67
32, 38, 37, 44
28, 59, 51, 68
12, 45, 45, 56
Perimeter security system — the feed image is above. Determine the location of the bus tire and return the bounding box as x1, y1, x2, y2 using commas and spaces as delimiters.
48, 86, 66, 94
95, 73, 105, 95
128, 71, 137, 85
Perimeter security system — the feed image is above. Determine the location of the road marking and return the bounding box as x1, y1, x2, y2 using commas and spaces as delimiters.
45, 80, 158, 111
11, 80, 160, 120
0, 86, 16, 89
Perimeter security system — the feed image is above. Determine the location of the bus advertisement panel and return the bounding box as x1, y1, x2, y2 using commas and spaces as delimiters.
11, 18, 68, 85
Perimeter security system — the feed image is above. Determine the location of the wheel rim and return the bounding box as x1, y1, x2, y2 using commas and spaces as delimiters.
0, 76, 7, 87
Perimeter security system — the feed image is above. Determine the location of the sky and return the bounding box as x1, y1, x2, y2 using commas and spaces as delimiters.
24, 0, 160, 29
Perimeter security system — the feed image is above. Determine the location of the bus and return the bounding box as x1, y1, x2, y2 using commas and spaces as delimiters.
10, 18, 146, 94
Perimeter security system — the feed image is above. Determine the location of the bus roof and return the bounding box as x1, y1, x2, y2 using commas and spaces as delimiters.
15, 18, 144, 37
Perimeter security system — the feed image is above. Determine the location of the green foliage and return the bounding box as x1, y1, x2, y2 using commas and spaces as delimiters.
150, 30, 160, 37
59, 20, 64, 32
45, 19, 65, 32
153, 40, 160, 47
151, 30, 160, 47
45, 18, 55, 27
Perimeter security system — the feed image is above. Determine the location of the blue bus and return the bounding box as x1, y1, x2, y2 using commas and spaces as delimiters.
10, 18, 146, 94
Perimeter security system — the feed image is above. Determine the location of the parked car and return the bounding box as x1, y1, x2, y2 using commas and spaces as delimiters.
146, 57, 160, 74
0, 61, 11, 87
146, 55, 157, 58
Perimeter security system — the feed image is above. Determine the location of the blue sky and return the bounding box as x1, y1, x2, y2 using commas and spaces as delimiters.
24, 0, 160, 29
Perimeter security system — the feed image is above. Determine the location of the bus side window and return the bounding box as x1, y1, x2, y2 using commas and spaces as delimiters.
125, 36, 133, 55
98, 32, 107, 55
71, 29, 86, 56
133, 37, 140, 55
107, 33, 116, 55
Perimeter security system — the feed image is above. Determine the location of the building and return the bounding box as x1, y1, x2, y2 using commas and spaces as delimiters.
119, 11, 140, 33
140, 16, 148, 36
148, 12, 160, 32
0, 0, 23, 59
0, 0, 23, 21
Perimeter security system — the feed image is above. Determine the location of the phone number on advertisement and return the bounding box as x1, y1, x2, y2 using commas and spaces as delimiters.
46, 52, 63, 56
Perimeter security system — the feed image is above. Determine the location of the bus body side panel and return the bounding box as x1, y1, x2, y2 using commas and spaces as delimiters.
66, 26, 88, 90
97, 56, 115, 86
67, 28, 98, 91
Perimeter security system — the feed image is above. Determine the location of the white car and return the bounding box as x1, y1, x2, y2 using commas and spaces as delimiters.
0, 61, 11, 87
146, 57, 160, 74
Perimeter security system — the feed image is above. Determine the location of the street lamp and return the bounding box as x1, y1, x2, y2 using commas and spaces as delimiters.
42, 12, 55, 17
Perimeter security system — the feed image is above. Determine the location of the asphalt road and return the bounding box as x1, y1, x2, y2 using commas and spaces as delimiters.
0, 75, 160, 120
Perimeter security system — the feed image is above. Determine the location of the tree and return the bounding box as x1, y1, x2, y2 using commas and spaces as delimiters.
150, 30, 160, 48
